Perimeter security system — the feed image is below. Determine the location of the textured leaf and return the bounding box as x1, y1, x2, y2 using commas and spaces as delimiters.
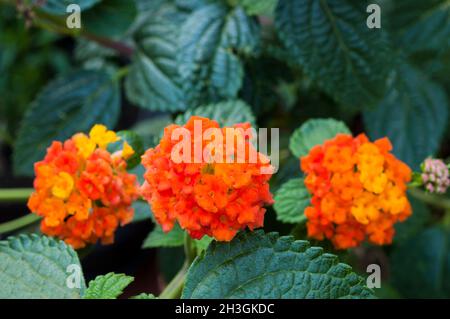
142, 224, 184, 249
75, 39, 118, 63
0, 234, 85, 299
34, 0, 100, 15
178, 3, 260, 106
234, 0, 278, 15
131, 293, 156, 299
391, 227, 450, 298
364, 63, 448, 169
13, 69, 120, 176
289, 118, 350, 158
84, 273, 134, 299
107, 130, 145, 169
275, 0, 392, 109
274, 178, 310, 224
182, 230, 374, 298
175, 0, 210, 12
125, 15, 185, 111
385, 0, 450, 53
175, 100, 256, 127
83, 0, 138, 37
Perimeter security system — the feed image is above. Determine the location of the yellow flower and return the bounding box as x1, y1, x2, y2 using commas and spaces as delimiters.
89, 124, 119, 149
73, 133, 96, 159
51, 172, 74, 200
122, 141, 135, 159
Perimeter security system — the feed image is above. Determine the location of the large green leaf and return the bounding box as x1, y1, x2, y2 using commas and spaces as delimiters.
175, 0, 211, 12
274, 178, 310, 224
364, 63, 448, 169
0, 234, 85, 298
182, 230, 374, 298
125, 15, 185, 111
391, 227, 450, 298
83, 0, 138, 37
178, 3, 260, 106
34, 0, 100, 15
175, 100, 256, 127
84, 273, 134, 299
289, 118, 350, 158
385, 0, 450, 54
275, 0, 392, 109
232, 0, 278, 15
13, 69, 120, 176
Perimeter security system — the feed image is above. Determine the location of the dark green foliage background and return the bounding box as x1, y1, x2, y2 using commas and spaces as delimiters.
1, 0, 449, 299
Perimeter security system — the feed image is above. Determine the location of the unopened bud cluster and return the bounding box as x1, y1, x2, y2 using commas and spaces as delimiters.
421, 158, 450, 194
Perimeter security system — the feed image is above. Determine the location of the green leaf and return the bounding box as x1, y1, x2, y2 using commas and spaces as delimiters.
385, 0, 450, 54
194, 236, 213, 253
182, 230, 374, 298
125, 14, 185, 111
364, 63, 449, 169
107, 130, 145, 169
84, 273, 134, 299
394, 196, 431, 244
142, 224, 185, 249
175, 100, 256, 127
274, 178, 310, 224
34, 0, 100, 15
232, 0, 278, 15
83, 0, 138, 37
289, 118, 350, 158
175, 0, 210, 12
13, 69, 120, 176
0, 234, 85, 298
275, 0, 392, 109
131, 293, 156, 299
131, 114, 172, 144
391, 227, 450, 298
178, 3, 260, 106
142, 223, 213, 251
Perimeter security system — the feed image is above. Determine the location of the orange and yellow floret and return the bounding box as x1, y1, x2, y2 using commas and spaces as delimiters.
28, 125, 139, 249
140, 116, 274, 241
301, 133, 412, 249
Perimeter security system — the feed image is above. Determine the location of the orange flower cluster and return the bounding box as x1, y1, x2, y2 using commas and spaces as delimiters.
301, 134, 412, 249
28, 125, 139, 249
141, 116, 274, 241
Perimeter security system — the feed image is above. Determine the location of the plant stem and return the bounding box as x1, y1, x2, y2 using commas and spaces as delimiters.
0, 1, 135, 57
113, 66, 130, 81
33, 9, 134, 57
0, 214, 40, 234
82, 33, 134, 57
0, 188, 33, 203
159, 234, 196, 299
158, 261, 189, 299
408, 187, 450, 210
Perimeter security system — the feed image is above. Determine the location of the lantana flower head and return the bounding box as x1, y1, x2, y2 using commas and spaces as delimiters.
301, 133, 412, 249
28, 125, 139, 249
141, 116, 274, 241
421, 158, 450, 194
